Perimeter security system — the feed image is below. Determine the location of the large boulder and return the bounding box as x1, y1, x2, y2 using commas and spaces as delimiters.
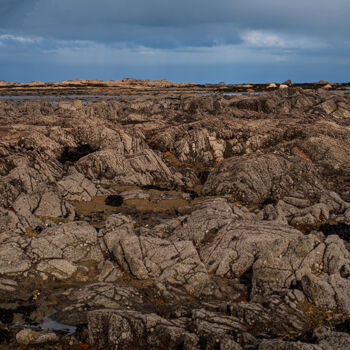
76, 149, 183, 187
203, 153, 325, 204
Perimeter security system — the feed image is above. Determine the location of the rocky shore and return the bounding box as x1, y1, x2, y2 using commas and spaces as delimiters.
1, 86, 350, 349
0, 78, 349, 97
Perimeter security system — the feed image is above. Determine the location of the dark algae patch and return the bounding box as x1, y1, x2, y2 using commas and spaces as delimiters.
141, 184, 171, 191
0, 328, 10, 345
0, 304, 37, 324
105, 195, 124, 207
259, 197, 277, 209
319, 222, 350, 242
335, 318, 350, 333
58, 144, 97, 163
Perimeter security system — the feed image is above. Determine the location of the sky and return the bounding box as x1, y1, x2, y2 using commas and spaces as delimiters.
0, 0, 349, 83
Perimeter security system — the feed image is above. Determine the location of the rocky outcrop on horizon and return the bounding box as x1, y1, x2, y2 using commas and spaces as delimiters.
0, 78, 348, 97
0, 77, 197, 89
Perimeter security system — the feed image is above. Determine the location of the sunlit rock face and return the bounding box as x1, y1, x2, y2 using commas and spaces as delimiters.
1, 87, 350, 349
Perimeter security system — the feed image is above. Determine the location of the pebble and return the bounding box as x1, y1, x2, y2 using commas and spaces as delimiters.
121, 332, 128, 339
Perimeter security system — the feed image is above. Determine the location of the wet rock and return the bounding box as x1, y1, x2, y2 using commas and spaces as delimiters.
87, 307, 247, 350
16, 329, 39, 345
228, 290, 310, 337
16, 328, 58, 346
301, 272, 350, 314
259, 340, 320, 349
192, 308, 247, 337
98, 261, 123, 282
259, 328, 350, 349
315, 327, 350, 350
55, 283, 143, 325
120, 189, 150, 200
88, 309, 192, 350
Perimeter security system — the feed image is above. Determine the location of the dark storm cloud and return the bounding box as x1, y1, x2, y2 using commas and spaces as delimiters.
0, 0, 349, 83
0, 0, 243, 46
0, 0, 25, 15
1, 0, 349, 45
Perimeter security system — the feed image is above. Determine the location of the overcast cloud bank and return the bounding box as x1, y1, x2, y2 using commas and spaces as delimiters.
0, 0, 349, 83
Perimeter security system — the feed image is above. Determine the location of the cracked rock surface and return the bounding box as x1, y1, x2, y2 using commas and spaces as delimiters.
1, 88, 350, 349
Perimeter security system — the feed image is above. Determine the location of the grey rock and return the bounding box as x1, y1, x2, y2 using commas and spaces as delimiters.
101, 213, 135, 252
30, 221, 103, 262
16, 328, 58, 346
114, 234, 212, 297
0, 278, 18, 292
0, 206, 26, 234
88, 309, 190, 350
315, 327, 350, 350
98, 261, 123, 282
55, 283, 144, 325
76, 148, 183, 187
258, 328, 350, 350
0, 243, 31, 275
203, 153, 325, 204
57, 170, 98, 201
259, 339, 321, 350
36, 259, 78, 280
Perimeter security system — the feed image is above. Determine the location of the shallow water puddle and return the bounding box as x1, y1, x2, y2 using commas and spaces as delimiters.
38, 317, 77, 335
15, 317, 76, 336
74, 195, 200, 215
74, 186, 202, 217
73, 195, 117, 216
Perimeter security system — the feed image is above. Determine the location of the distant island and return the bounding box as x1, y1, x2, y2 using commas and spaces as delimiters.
0, 78, 349, 96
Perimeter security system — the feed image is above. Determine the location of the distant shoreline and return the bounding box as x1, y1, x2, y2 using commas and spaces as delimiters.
0, 78, 349, 96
